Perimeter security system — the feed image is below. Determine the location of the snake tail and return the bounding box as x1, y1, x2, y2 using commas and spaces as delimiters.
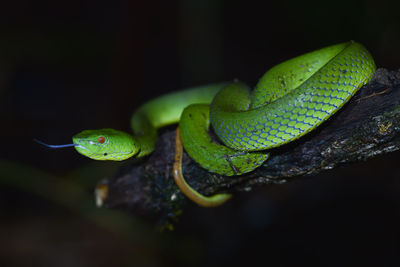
173, 128, 232, 207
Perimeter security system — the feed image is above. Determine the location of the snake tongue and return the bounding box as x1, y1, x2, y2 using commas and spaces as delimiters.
33, 139, 85, 149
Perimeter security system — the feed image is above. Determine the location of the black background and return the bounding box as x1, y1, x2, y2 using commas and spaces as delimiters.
1, 0, 400, 266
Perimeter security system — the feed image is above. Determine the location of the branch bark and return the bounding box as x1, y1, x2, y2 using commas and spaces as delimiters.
98, 68, 400, 225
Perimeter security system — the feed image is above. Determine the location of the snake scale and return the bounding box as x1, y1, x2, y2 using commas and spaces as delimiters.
38, 41, 376, 206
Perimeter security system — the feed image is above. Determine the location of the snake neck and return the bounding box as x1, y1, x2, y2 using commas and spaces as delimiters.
130, 84, 225, 158
131, 110, 157, 158
135, 134, 157, 157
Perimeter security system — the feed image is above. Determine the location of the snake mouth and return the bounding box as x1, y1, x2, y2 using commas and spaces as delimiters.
75, 144, 88, 150
72, 141, 89, 151
72, 138, 99, 150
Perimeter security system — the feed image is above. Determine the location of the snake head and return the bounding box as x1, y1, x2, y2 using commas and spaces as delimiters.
72, 128, 139, 161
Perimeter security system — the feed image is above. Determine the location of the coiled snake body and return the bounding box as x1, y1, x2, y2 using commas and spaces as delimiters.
39, 42, 376, 206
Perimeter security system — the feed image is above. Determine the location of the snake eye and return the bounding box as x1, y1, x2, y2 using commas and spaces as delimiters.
97, 136, 105, 144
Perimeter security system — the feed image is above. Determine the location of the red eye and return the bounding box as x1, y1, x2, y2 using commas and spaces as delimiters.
98, 136, 105, 144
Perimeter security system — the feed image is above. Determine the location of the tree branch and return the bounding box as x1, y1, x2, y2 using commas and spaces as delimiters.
98, 68, 400, 225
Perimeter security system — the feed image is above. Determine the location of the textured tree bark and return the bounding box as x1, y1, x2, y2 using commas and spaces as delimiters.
97, 68, 400, 225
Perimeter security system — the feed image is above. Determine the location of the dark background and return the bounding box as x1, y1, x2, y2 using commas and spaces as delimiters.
1, 0, 400, 266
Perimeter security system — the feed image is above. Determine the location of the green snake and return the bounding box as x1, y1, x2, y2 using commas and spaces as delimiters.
37, 41, 376, 206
